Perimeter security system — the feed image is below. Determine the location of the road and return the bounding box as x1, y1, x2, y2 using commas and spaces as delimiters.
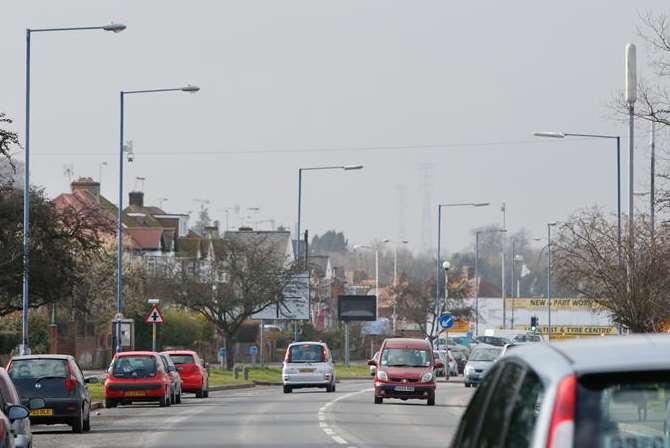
32, 380, 473, 448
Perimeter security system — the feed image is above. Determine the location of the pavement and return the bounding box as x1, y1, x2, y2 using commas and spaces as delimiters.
31, 379, 473, 448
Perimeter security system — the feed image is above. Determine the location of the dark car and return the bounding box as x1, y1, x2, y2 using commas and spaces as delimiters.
159, 353, 182, 404
0, 367, 44, 448
7, 355, 96, 434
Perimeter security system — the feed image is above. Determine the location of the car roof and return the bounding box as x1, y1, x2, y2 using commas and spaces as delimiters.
288, 341, 327, 347
115, 351, 157, 357
506, 335, 670, 376
163, 350, 198, 356
11, 354, 73, 361
383, 338, 431, 349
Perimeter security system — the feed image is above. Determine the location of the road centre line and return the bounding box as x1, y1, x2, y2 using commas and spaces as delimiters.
317, 386, 373, 448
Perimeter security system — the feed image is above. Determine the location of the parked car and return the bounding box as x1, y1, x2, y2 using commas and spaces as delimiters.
159, 353, 182, 404
473, 336, 511, 347
463, 345, 502, 387
448, 351, 459, 376
0, 367, 43, 448
7, 355, 95, 433
511, 333, 544, 343
164, 350, 209, 398
451, 335, 670, 448
451, 350, 467, 374
369, 338, 444, 406
104, 351, 172, 408
282, 342, 336, 393
369, 351, 379, 377
434, 350, 458, 377
0, 404, 30, 448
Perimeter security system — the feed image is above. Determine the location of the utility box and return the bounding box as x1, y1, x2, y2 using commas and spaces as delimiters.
111, 318, 135, 353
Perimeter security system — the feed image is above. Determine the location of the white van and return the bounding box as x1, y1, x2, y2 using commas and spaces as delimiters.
282, 342, 336, 393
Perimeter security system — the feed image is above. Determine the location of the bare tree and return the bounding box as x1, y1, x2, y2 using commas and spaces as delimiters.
159, 237, 297, 368
552, 208, 670, 332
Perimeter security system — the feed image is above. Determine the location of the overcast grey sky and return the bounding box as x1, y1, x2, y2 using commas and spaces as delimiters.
2, 1, 667, 254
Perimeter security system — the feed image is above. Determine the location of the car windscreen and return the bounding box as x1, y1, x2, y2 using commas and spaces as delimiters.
288, 344, 325, 363
9, 359, 69, 380
574, 371, 670, 447
112, 356, 157, 378
381, 348, 432, 368
469, 348, 501, 362
169, 354, 195, 365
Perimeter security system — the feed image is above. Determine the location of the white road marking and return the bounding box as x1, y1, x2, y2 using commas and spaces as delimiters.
317, 386, 373, 448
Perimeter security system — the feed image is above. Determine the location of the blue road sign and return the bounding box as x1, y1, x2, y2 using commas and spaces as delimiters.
439, 314, 454, 330
249, 345, 258, 355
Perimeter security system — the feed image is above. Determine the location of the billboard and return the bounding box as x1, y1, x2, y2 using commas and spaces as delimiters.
338, 295, 377, 321
252, 272, 310, 320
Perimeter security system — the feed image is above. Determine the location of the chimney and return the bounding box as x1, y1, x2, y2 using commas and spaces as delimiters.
71, 177, 101, 204
129, 191, 144, 208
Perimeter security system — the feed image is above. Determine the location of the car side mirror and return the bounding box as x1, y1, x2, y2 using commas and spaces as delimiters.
367, 359, 377, 367
28, 398, 45, 410
7, 405, 29, 422
84, 377, 99, 384
434, 360, 445, 370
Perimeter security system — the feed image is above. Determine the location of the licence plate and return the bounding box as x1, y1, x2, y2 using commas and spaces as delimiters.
126, 391, 146, 397
299, 368, 314, 373
30, 408, 54, 416
394, 386, 415, 392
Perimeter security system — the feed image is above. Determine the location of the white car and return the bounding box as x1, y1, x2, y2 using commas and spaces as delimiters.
282, 342, 336, 393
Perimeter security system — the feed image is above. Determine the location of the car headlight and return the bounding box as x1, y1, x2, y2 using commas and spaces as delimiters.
376, 371, 389, 382
421, 372, 433, 383
464, 365, 473, 375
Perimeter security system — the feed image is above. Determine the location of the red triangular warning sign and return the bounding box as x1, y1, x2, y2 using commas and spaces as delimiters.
145, 304, 165, 325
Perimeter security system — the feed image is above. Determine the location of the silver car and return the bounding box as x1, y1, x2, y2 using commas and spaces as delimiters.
463, 345, 502, 387
451, 335, 670, 448
282, 342, 336, 393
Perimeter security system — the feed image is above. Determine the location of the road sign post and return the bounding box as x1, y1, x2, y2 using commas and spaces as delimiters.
144, 304, 164, 352
218, 347, 226, 370
249, 345, 258, 366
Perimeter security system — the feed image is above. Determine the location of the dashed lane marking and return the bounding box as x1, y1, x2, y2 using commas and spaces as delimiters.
317, 387, 373, 448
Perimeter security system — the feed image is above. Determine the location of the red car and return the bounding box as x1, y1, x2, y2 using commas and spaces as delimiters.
104, 352, 172, 408
369, 338, 443, 406
164, 351, 209, 398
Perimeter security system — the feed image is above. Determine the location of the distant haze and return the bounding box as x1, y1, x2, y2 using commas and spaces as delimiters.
1, 1, 666, 254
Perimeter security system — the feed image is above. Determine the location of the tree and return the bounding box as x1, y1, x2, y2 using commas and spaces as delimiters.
0, 113, 19, 176
0, 185, 110, 317
159, 237, 297, 368
311, 231, 348, 254
552, 208, 670, 332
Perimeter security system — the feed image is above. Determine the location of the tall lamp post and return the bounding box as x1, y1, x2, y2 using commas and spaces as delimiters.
296, 165, 363, 265
435, 202, 489, 336
474, 228, 506, 336
115, 85, 200, 353
21, 22, 126, 355
533, 131, 621, 261
383, 239, 408, 334
547, 221, 559, 342
353, 244, 380, 318
510, 236, 541, 328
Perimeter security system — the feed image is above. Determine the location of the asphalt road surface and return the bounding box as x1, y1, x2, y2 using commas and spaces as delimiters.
32, 380, 473, 448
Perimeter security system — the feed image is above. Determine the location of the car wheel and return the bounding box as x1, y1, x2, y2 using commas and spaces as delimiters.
195, 388, 203, 398
105, 399, 117, 409
83, 407, 91, 432
427, 394, 436, 406
159, 391, 169, 407
176, 391, 182, 404
71, 409, 84, 434
464, 382, 471, 388
283, 385, 292, 394
374, 396, 383, 404
203, 384, 209, 398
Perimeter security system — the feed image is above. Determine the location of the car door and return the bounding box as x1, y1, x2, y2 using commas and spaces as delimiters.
71, 360, 89, 408
503, 367, 546, 448
451, 363, 504, 448
475, 361, 526, 448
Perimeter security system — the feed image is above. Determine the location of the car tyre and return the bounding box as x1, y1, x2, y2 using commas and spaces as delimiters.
83, 408, 91, 432
203, 383, 209, 398
464, 382, 471, 388
374, 396, 383, 404
159, 392, 169, 407
427, 394, 436, 406
283, 385, 292, 394
176, 390, 182, 404
71, 410, 84, 434
105, 399, 117, 409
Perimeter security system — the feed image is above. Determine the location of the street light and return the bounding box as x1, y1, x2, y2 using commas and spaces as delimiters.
510, 236, 542, 328
21, 22, 126, 355
383, 239, 408, 334
547, 221, 560, 342
296, 165, 363, 267
534, 131, 621, 261
98, 161, 108, 185
474, 228, 506, 336
435, 202, 489, 337
116, 85, 200, 353
353, 244, 380, 320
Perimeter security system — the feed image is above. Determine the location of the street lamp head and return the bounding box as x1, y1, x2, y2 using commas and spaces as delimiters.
401, 240, 409, 244
473, 202, 490, 207
383, 239, 391, 243
442, 261, 452, 271
548, 221, 559, 227
181, 85, 200, 93
343, 164, 363, 171
533, 131, 566, 139
103, 23, 127, 33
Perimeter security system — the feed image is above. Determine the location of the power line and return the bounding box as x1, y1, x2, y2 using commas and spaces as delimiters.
24, 137, 591, 158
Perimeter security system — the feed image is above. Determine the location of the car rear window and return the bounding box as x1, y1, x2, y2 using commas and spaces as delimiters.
288, 344, 325, 363
112, 356, 157, 378
574, 371, 670, 447
9, 359, 69, 380
169, 354, 195, 365
470, 347, 502, 361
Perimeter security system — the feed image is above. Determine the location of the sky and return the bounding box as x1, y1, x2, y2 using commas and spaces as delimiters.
1, 0, 668, 255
